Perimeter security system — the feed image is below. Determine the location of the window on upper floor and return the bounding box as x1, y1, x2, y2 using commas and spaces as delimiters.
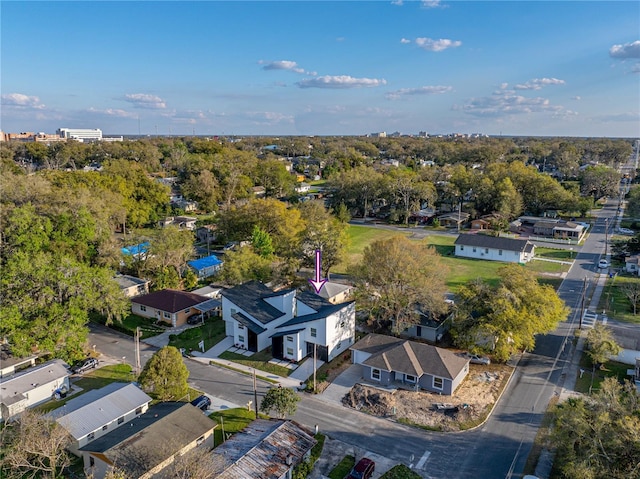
140, 305, 146, 312
286, 336, 293, 342
310, 328, 317, 337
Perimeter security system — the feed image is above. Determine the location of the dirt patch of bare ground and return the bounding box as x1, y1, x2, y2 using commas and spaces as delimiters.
342, 364, 513, 431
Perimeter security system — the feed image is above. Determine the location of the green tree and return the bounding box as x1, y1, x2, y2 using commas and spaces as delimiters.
251, 225, 274, 258
621, 281, 640, 315
452, 264, 569, 361
0, 409, 72, 479
625, 185, 640, 219
298, 202, 349, 278
260, 386, 300, 418
0, 251, 128, 361
218, 246, 273, 285
580, 165, 621, 200
585, 324, 621, 367
550, 378, 640, 479
351, 236, 448, 333
138, 346, 189, 401
180, 169, 219, 212
146, 225, 195, 288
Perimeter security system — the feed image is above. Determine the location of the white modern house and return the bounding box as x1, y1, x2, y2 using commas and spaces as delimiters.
49, 382, 152, 456
454, 234, 535, 264
0, 359, 70, 421
221, 281, 355, 362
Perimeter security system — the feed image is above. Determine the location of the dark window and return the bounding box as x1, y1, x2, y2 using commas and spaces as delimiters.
117, 416, 124, 425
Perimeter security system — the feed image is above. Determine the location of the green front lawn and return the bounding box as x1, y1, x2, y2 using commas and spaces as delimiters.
328, 455, 355, 479
218, 348, 293, 377
91, 312, 164, 339
209, 407, 268, 446
168, 317, 227, 353
575, 355, 630, 394
334, 225, 413, 273
597, 274, 640, 324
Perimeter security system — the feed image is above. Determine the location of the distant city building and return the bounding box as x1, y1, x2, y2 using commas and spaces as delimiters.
57, 128, 103, 142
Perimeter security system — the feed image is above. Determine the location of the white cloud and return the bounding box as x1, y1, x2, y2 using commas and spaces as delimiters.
414, 37, 462, 52
597, 112, 640, 122
514, 78, 565, 90
86, 107, 137, 118
1, 93, 46, 109
123, 93, 166, 109
296, 75, 387, 89
571, 96, 581, 101
458, 90, 565, 117
609, 40, 640, 59
246, 111, 294, 125
386, 85, 453, 100
631, 63, 640, 74
400, 38, 411, 44
421, 0, 443, 8
260, 60, 306, 74
391, 0, 403, 5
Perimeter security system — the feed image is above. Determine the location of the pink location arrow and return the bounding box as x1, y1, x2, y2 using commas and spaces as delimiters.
308, 249, 328, 293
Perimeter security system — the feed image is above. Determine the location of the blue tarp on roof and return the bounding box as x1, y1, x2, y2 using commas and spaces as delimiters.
187, 255, 223, 271
121, 242, 150, 256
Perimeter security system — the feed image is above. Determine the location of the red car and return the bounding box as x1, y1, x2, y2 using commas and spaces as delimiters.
346, 457, 375, 479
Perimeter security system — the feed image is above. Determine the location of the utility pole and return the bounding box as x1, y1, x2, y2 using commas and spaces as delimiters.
253, 368, 259, 419
313, 343, 317, 393
135, 327, 141, 375
604, 217, 609, 258
579, 277, 587, 330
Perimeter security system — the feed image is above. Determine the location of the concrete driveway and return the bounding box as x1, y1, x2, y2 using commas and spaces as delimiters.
318, 364, 362, 405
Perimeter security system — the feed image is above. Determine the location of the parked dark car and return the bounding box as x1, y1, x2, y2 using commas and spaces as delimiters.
346, 458, 375, 479
71, 357, 98, 374
191, 395, 211, 411
187, 313, 204, 325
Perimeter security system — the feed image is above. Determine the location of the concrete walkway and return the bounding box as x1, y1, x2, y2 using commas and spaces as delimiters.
289, 357, 325, 382
317, 364, 362, 405
141, 323, 193, 348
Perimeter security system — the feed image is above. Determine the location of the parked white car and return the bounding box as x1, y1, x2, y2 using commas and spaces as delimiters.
618, 228, 635, 235
464, 352, 491, 365
598, 259, 610, 269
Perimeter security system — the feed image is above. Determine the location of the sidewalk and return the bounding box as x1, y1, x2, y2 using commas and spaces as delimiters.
190, 338, 305, 389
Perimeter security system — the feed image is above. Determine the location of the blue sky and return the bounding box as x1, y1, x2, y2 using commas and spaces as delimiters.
2, 1, 639, 137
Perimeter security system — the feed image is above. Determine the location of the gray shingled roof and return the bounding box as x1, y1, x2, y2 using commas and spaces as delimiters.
48, 383, 151, 440
454, 234, 534, 253
354, 333, 468, 380
80, 402, 215, 477
277, 301, 354, 328
211, 419, 316, 479
221, 281, 286, 324
232, 312, 267, 334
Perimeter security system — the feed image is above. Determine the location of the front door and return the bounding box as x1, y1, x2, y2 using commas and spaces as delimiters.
247, 330, 258, 352
272, 337, 284, 359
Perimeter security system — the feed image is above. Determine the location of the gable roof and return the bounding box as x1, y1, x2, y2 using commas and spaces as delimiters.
210, 419, 316, 479
221, 281, 286, 324
187, 254, 223, 271
131, 289, 209, 313
80, 403, 215, 476
49, 383, 151, 439
1, 359, 69, 406
353, 333, 468, 380
454, 234, 534, 253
